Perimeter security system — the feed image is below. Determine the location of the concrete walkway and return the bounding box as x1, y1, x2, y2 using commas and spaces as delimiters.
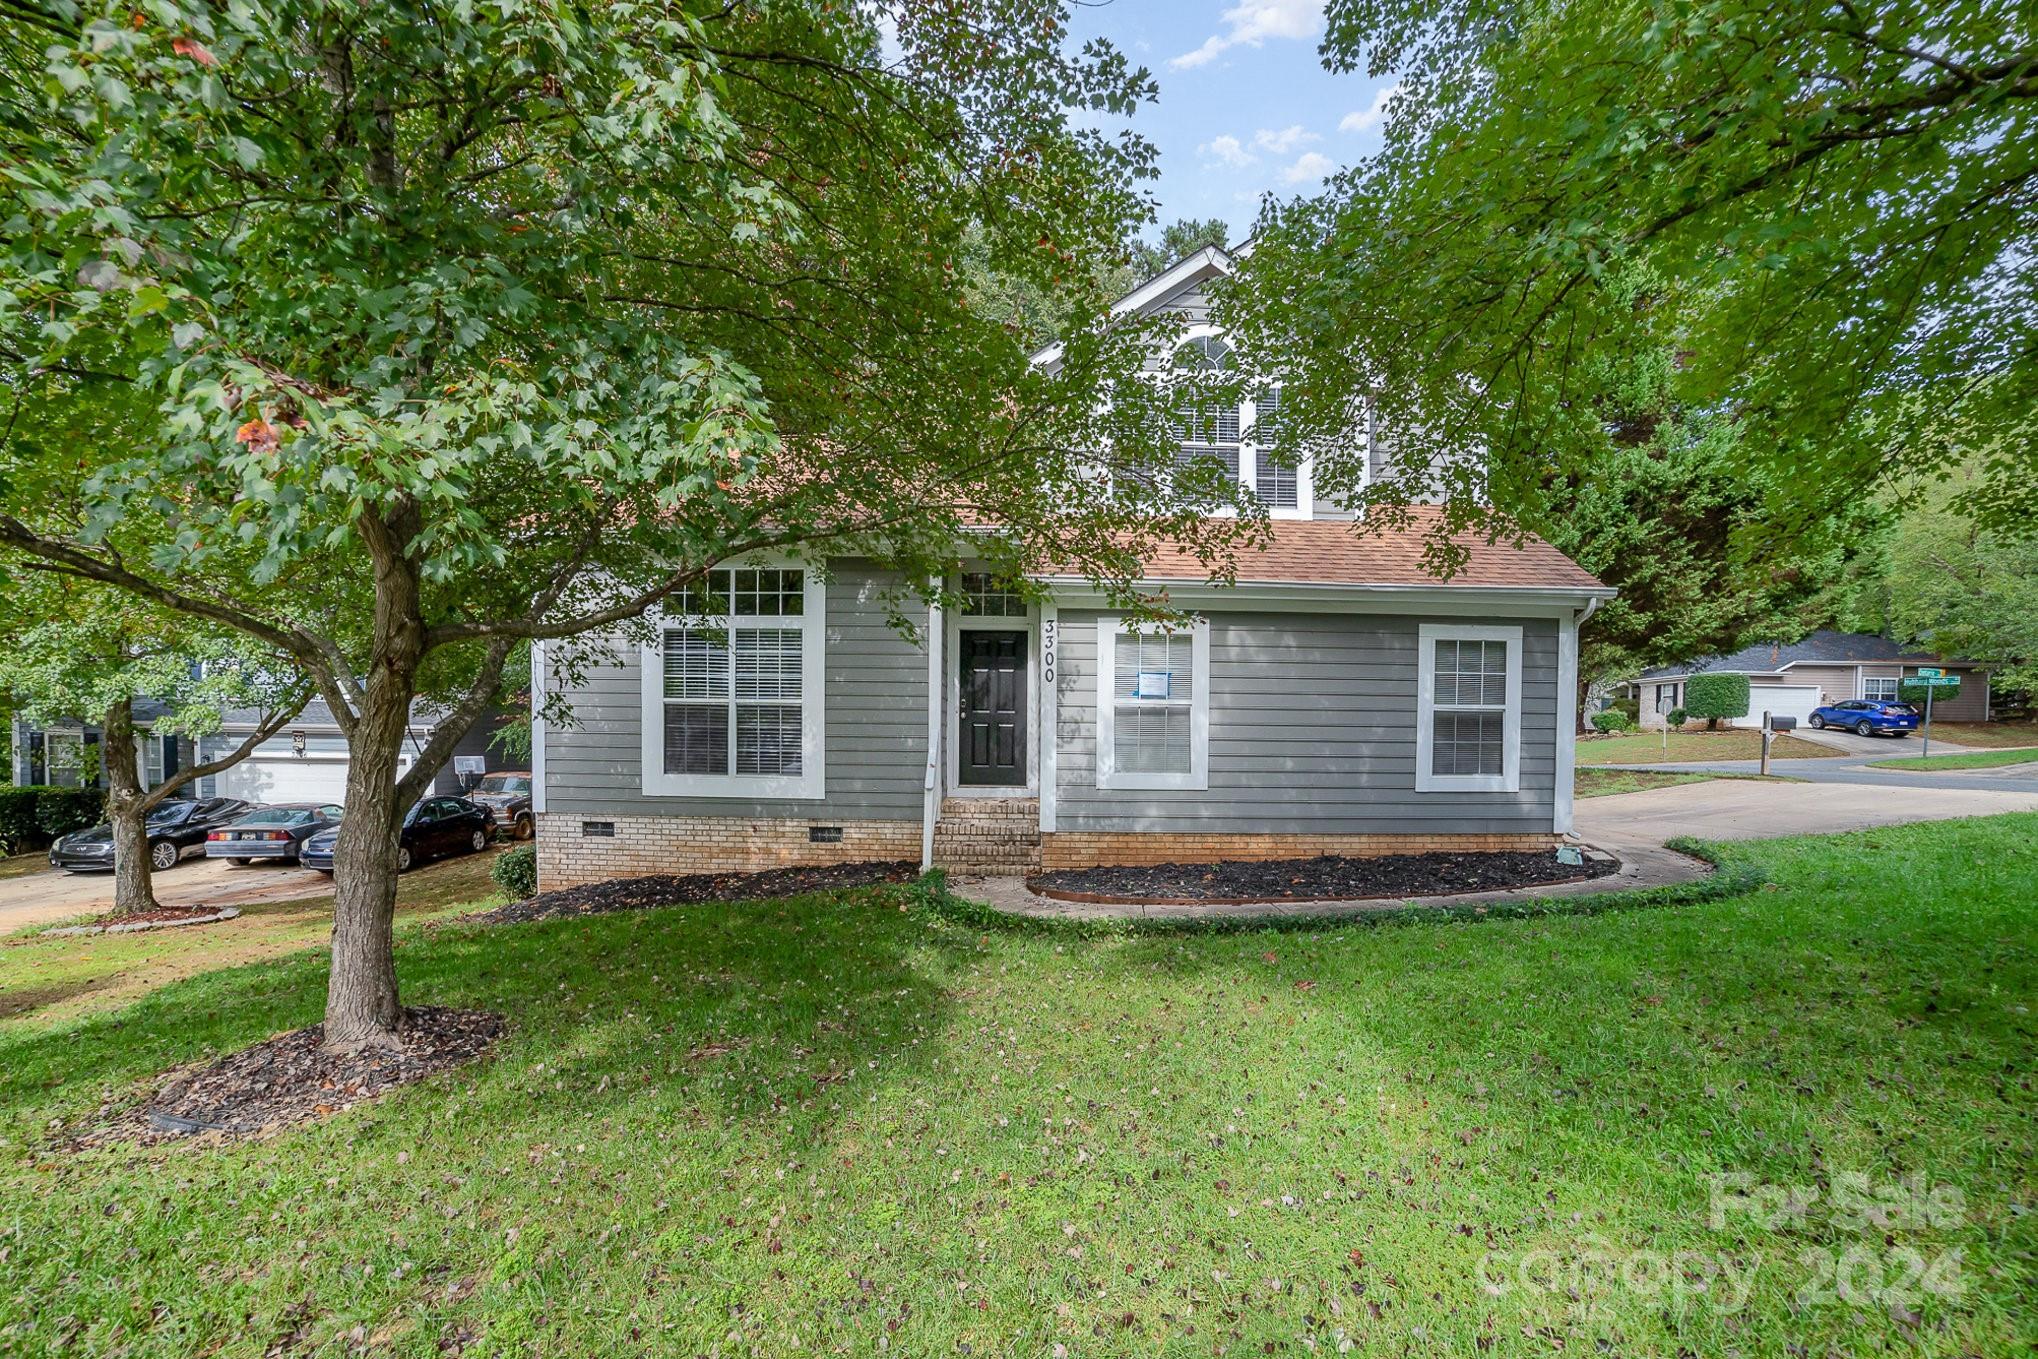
951, 771, 2038, 923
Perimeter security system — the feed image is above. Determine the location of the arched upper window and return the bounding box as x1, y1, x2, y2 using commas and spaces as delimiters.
1173, 337, 1239, 471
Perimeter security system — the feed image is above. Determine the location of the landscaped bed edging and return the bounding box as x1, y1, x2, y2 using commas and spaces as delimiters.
43, 906, 242, 938
929, 837, 1745, 938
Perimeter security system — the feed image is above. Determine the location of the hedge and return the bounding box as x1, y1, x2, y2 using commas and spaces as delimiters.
1684, 673, 1751, 727
1590, 710, 1634, 733
0, 785, 106, 854
1665, 707, 1687, 728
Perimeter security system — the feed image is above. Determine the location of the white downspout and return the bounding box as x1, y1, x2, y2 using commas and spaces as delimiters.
1554, 596, 1602, 839
921, 599, 943, 872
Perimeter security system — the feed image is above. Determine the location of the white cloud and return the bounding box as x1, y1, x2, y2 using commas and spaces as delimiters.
1280, 151, 1336, 184
1170, 0, 1324, 70
1252, 124, 1318, 155
1338, 83, 1401, 135
1198, 134, 1257, 168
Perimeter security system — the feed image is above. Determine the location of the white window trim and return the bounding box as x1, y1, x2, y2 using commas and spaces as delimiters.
1173, 323, 1316, 521
1415, 622, 1522, 794
1861, 675, 1900, 702
1094, 615, 1210, 792
639, 568, 827, 800
43, 729, 86, 788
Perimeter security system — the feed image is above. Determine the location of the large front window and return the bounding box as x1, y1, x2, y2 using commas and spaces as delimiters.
1095, 617, 1209, 791
642, 567, 825, 798
1416, 624, 1522, 793
1862, 676, 1899, 702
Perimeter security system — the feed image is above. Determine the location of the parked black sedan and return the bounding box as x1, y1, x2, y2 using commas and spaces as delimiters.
204, 803, 345, 865
49, 797, 254, 873
301, 796, 492, 874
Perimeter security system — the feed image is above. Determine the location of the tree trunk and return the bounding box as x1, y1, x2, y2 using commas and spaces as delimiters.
322, 509, 428, 1053
103, 696, 160, 917
324, 684, 412, 1050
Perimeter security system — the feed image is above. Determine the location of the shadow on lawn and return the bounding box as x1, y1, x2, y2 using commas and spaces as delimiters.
0, 884, 967, 1142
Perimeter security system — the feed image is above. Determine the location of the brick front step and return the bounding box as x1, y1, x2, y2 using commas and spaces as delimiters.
933, 797, 1042, 873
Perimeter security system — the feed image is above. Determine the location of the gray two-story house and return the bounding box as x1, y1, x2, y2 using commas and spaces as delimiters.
532, 244, 1614, 888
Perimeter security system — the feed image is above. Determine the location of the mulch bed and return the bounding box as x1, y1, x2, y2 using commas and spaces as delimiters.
79, 1006, 505, 1146
1029, 850, 1620, 905
469, 860, 920, 926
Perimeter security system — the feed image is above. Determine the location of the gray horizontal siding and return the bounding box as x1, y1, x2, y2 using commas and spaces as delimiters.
544, 568, 928, 821
1053, 611, 1560, 834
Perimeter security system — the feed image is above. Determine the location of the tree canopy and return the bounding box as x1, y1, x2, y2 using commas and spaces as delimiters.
1228, 0, 2035, 563
0, 0, 1233, 1047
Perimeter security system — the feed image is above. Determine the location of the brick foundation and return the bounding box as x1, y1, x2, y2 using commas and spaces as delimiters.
536, 813, 922, 890
1039, 830, 1561, 870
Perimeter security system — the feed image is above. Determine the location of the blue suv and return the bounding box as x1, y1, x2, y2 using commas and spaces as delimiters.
1809, 699, 1919, 737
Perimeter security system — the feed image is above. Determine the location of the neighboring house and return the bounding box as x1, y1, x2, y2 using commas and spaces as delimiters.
531, 244, 1616, 889
11, 698, 515, 802
1636, 630, 1991, 728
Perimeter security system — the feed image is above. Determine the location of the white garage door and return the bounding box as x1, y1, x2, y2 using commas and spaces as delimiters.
1741, 684, 1822, 726
213, 755, 351, 804
199, 734, 411, 806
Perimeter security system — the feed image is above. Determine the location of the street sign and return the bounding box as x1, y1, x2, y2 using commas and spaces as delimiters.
1915, 666, 1943, 677
1914, 676, 1959, 688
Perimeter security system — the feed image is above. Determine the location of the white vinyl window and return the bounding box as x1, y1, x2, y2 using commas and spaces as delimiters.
1247, 388, 1302, 510
1095, 616, 1209, 791
1416, 623, 1522, 793
641, 567, 825, 799
44, 731, 85, 788
1862, 676, 1900, 702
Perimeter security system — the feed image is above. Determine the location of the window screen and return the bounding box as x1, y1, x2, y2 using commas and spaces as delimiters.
1112, 629, 1195, 775
1429, 637, 1510, 778
660, 572, 807, 779
1251, 390, 1299, 508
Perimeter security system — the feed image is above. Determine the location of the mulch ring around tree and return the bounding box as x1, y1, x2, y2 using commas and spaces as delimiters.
468, 860, 921, 927
75, 1007, 505, 1148
1028, 849, 1621, 906
42, 904, 241, 937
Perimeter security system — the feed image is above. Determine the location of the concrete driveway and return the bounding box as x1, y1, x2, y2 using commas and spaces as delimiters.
0, 856, 332, 935
1788, 724, 1963, 758
1575, 773, 2038, 857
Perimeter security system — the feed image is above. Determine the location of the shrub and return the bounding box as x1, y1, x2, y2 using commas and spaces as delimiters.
1665, 707, 1687, 728
35, 787, 105, 840
1612, 695, 1641, 723
1898, 677, 1959, 706
1590, 710, 1634, 733
492, 842, 537, 899
1683, 673, 1751, 730
0, 785, 105, 854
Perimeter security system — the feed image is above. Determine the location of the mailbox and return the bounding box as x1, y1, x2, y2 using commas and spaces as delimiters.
1768, 715, 1798, 731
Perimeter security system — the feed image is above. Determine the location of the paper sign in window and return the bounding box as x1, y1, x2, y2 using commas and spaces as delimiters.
1133, 671, 1172, 700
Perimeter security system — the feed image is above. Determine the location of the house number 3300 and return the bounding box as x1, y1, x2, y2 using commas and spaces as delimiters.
1042, 619, 1056, 685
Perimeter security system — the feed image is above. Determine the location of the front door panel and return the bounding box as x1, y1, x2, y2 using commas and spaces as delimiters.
959, 630, 1026, 786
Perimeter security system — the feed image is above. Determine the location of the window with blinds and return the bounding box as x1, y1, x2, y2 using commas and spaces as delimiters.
1417, 624, 1521, 792
660, 570, 809, 780
1251, 389, 1299, 508
1112, 628, 1195, 775
1173, 335, 1242, 489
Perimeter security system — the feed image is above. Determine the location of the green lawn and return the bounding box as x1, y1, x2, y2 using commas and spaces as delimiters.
1573, 768, 1807, 798
1577, 729, 1839, 764
1870, 747, 2038, 772
1917, 721, 2038, 749
0, 819, 2033, 1356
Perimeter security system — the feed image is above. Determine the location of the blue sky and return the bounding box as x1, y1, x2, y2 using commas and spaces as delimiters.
1066, 1, 1397, 244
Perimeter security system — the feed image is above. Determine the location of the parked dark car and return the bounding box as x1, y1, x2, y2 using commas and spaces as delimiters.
49, 797, 254, 874
466, 771, 534, 840
1809, 699, 1920, 737
300, 796, 492, 874
204, 803, 345, 864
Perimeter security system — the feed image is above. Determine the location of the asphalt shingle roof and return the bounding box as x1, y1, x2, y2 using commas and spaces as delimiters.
1641, 629, 1964, 678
